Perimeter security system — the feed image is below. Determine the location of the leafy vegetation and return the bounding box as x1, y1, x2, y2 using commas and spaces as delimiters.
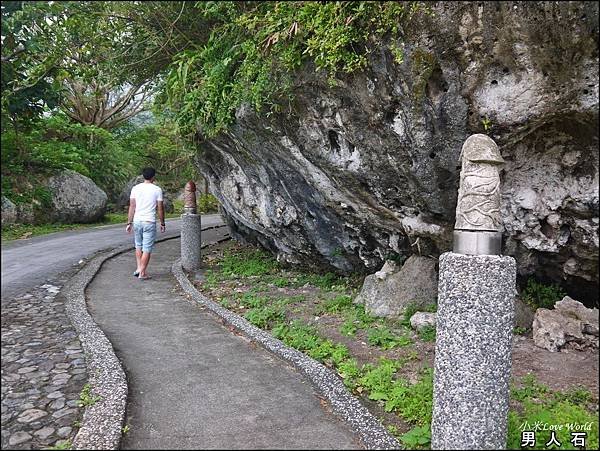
366, 326, 412, 349
316, 294, 353, 314
417, 325, 436, 342
48, 440, 72, 450
220, 248, 279, 278
521, 278, 566, 310
78, 384, 101, 407
508, 375, 598, 450
162, 2, 431, 137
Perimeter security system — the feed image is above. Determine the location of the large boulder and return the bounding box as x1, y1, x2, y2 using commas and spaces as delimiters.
1, 196, 17, 226
532, 296, 599, 352
195, 2, 599, 303
354, 255, 438, 317
46, 170, 107, 223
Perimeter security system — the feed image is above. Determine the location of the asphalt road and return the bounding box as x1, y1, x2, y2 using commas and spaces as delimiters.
1, 214, 224, 302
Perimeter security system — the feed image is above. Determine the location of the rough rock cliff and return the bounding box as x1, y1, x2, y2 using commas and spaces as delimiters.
196, 2, 599, 301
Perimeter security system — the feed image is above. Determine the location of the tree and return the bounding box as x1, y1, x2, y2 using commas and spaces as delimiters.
1, 1, 64, 130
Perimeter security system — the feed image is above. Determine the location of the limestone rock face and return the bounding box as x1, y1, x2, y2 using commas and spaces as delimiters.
195, 2, 598, 300
354, 256, 438, 318
1, 196, 17, 226
532, 296, 599, 352
410, 312, 437, 331
46, 170, 107, 223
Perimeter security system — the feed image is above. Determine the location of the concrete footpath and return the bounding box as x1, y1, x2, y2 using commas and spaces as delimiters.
85, 231, 361, 449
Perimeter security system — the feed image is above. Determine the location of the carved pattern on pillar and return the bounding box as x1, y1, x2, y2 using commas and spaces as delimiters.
455, 134, 504, 232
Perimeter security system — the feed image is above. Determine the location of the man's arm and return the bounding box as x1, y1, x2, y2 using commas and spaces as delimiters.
157, 200, 165, 232
126, 199, 136, 233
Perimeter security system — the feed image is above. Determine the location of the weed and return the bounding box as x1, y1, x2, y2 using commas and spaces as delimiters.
340, 304, 379, 336
122, 424, 130, 434
244, 304, 285, 329
418, 325, 436, 342
511, 373, 550, 402
507, 400, 598, 449
507, 374, 598, 449
386, 368, 434, 423
482, 116, 492, 131
358, 358, 402, 400
316, 294, 353, 314
296, 272, 344, 290
221, 248, 278, 277
217, 298, 231, 308
513, 326, 528, 335
203, 270, 219, 289
270, 276, 291, 288
400, 424, 431, 449
405, 350, 420, 361
239, 293, 270, 308
367, 326, 412, 349
78, 384, 101, 407
337, 358, 362, 390
521, 278, 566, 310
272, 320, 350, 367
555, 386, 594, 405
48, 440, 72, 450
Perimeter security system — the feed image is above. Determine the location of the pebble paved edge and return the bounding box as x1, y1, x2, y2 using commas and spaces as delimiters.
58, 226, 227, 450
172, 256, 402, 450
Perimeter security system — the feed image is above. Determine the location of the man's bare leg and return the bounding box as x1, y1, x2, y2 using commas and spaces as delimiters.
135, 248, 143, 274
139, 251, 152, 277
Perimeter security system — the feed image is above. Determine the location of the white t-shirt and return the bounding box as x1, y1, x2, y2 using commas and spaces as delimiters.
130, 182, 163, 223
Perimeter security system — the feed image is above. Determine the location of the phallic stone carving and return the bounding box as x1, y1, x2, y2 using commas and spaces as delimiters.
455, 134, 504, 232
183, 181, 197, 214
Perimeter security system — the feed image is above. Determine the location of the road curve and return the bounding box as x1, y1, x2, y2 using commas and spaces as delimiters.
1, 214, 224, 302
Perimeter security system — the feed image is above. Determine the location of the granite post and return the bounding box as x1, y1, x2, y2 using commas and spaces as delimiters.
431, 135, 516, 450
181, 181, 202, 271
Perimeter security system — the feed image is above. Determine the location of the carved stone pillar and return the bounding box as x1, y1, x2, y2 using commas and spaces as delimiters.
181, 181, 201, 271
431, 134, 516, 450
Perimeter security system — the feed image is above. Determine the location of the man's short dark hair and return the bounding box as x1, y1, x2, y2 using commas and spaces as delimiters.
142, 167, 156, 180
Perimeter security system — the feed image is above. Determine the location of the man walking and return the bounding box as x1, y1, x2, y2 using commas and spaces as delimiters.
126, 167, 166, 279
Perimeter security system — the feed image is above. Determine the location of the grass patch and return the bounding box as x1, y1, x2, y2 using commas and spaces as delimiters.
508, 375, 598, 449
220, 248, 279, 277
197, 242, 597, 451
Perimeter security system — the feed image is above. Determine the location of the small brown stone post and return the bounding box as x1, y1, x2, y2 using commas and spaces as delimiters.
181, 181, 201, 271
